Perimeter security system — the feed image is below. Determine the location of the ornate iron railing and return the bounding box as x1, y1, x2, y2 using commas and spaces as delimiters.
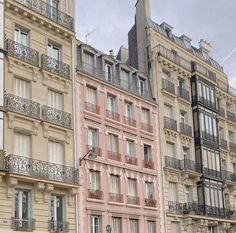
167, 201, 184, 214
84, 102, 100, 114
48, 220, 69, 233
41, 54, 70, 80
11, 218, 35, 232
179, 122, 192, 137
3, 154, 79, 184
87, 145, 102, 157
127, 195, 140, 205
222, 170, 236, 183
15, 0, 74, 31
178, 87, 190, 101
88, 189, 103, 200
109, 193, 123, 203
143, 160, 154, 169
106, 109, 120, 121
41, 105, 72, 128
164, 116, 177, 131
197, 96, 218, 110
203, 167, 221, 179
165, 156, 181, 170
229, 142, 236, 153
141, 122, 153, 133
145, 198, 156, 208
107, 151, 121, 161
126, 155, 137, 165
162, 79, 175, 95
5, 94, 40, 119
123, 116, 136, 127
220, 139, 228, 150
5, 39, 39, 67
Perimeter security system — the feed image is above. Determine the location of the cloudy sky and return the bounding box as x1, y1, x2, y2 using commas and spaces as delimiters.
76, 0, 236, 86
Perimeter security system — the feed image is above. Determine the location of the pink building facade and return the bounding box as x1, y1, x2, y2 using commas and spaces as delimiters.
75, 43, 161, 233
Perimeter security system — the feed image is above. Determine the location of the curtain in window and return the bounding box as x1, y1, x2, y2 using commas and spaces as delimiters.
120, 70, 129, 89
141, 108, 149, 124
15, 190, 29, 219
14, 132, 31, 158
112, 217, 121, 233
168, 182, 178, 202
125, 103, 132, 118
111, 175, 119, 194
48, 90, 63, 110
130, 219, 138, 233
108, 134, 118, 152
147, 221, 155, 233
144, 145, 152, 161
166, 143, 175, 157
89, 171, 100, 190
127, 140, 135, 157
14, 78, 30, 99
14, 28, 28, 46
83, 52, 94, 73
48, 141, 63, 165
128, 179, 136, 197
88, 128, 98, 147
50, 195, 63, 222
164, 105, 172, 118
145, 182, 154, 199
91, 216, 100, 233
48, 44, 60, 61
107, 96, 116, 112
171, 222, 180, 233
86, 87, 96, 104
185, 186, 193, 203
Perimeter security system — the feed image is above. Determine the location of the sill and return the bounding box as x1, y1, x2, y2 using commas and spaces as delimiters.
105, 117, 121, 126
177, 96, 191, 104
144, 206, 158, 210
87, 198, 104, 203
108, 201, 125, 206
122, 123, 137, 131
161, 89, 176, 98
126, 204, 141, 209
84, 110, 102, 120
140, 129, 154, 136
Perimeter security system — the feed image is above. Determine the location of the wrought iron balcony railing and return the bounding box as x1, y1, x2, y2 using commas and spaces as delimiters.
107, 151, 121, 161
109, 193, 123, 203
143, 160, 154, 170
162, 79, 175, 95
203, 167, 221, 179
229, 142, 236, 153
123, 116, 136, 127
84, 102, 100, 114
179, 122, 192, 137
178, 87, 190, 101
12, 218, 35, 232
41, 105, 72, 128
164, 116, 177, 131
227, 110, 236, 123
15, 0, 74, 31
88, 189, 103, 200
141, 122, 153, 133
167, 201, 184, 214
145, 198, 157, 208
127, 195, 140, 205
220, 139, 228, 150
126, 155, 138, 165
165, 156, 181, 170
157, 44, 192, 71
106, 109, 120, 121
222, 170, 236, 183
87, 145, 102, 157
5, 94, 40, 119
48, 220, 69, 233
196, 96, 218, 110
219, 107, 225, 118
41, 54, 70, 80
5, 39, 39, 67
2, 154, 79, 185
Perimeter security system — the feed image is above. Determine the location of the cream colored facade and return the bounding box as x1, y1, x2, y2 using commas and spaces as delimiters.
0, 0, 77, 233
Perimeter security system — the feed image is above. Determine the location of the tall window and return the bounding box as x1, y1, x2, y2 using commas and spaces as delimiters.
14, 132, 31, 158
14, 77, 30, 99
128, 178, 137, 197
112, 217, 122, 233
108, 133, 118, 153
197, 81, 215, 106
105, 63, 112, 82
130, 219, 139, 233
229, 131, 234, 143
88, 128, 99, 148
107, 95, 116, 112
183, 147, 190, 160
48, 42, 60, 61
120, 69, 129, 89
147, 221, 155, 233
180, 111, 187, 124
166, 142, 175, 158
144, 144, 152, 161
50, 195, 64, 224
48, 140, 64, 165
110, 175, 120, 194
126, 139, 135, 157
15, 190, 30, 220
125, 102, 133, 119
138, 78, 145, 96
207, 226, 217, 233
14, 27, 28, 46
89, 170, 100, 191
86, 86, 97, 105
168, 182, 178, 202
48, 89, 63, 110
171, 222, 180, 233
145, 182, 154, 199
185, 186, 193, 203
141, 108, 150, 124
202, 147, 220, 173
83, 51, 94, 73
163, 70, 171, 80
91, 216, 101, 233
164, 104, 173, 118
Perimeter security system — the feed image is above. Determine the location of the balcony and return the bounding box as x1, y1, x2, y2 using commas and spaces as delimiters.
167, 201, 184, 215
15, 0, 74, 31
194, 96, 218, 110
165, 156, 181, 170
123, 116, 136, 127
178, 87, 190, 102
107, 151, 121, 161
143, 160, 154, 170
162, 79, 175, 95
220, 139, 228, 150
222, 170, 236, 183
48, 220, 69, 233
203, 167, 221, 179
106, 109, 120, 121
88, 189, 103, 200
5, 94, 40, 119
41, 54, 70, 80
5, 39, 39, 67
227, 110, 236, 123
87, 145, 102, 157
229, 142, 236, 153
145, 198, 157, 208
109, 193, 123, 203
164, 116, 177, 131
127, 195, 140, 205
141, 122, 153, 133
219, 107, 225, 118
12, 218, 35, 232
2, 154, 79, 185
84, 102, 100, 114
126, 155, 138, 166
41, 105, 72, 128
157, 44, 191, 71
179, 122, 192, 137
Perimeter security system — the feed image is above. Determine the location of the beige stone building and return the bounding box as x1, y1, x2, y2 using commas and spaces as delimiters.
0, 0, 78, 233
128, 0, 236, 232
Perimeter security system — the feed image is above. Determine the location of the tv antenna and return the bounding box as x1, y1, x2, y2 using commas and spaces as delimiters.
85, 27, 100, 44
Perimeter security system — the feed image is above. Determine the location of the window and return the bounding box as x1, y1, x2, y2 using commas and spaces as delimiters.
180, 111, 187, 124
183, 147, 190, 160
166, 142, 175, 158
50, 195, 64, 224
48, 140, 64, 165
168, 182, 178, 202
163, 70, 171, 80
178, 79, 184, 91
145, 182, 154, 199
14, 77, 30, 99
229, 131, 234, 143
91, 215, 101, 233
105, 63, 112, 82
219, 127, 224, 139
14, 132, 31, 158
120, 69, 129, 89
171, 222, 180, 233
197, 81, 216, 107
48, 89, 63, 110
48, 42, 60, 61
128, 178, 137, 197
138, 78, 145, 96
15, 190, 30, 220
83, 51, 94, 73
14, 27, 28, 46
147, 221, 155, 233
207, 226, 217, 233
126, 139, 135, 157
185, 186, 193, 203
86, 86, 97, 105
108, 133, 118, 153
144, 144, 152, 161
110, 175, 120, 194
107, 95, 116, 112
89, 170, 100, 191
202, 147, 220, 173
125, 102, 133, 118
141, 108, 150, 124
46, 0, 58, 20
112, 217, 122, 233
88, 128, 99, 148
130, 219, 139, 233
164, 104, 173, 118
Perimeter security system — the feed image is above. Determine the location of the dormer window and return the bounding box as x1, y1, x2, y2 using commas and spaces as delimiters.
83, 51, 94, 74
105, 62, 112, 82
165, 28, 171, 37
138, 78, 145, 96
120, 69, 129, 89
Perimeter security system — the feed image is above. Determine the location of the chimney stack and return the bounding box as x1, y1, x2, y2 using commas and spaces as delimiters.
109, 50, 114, 58
199, 39, 213, 57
